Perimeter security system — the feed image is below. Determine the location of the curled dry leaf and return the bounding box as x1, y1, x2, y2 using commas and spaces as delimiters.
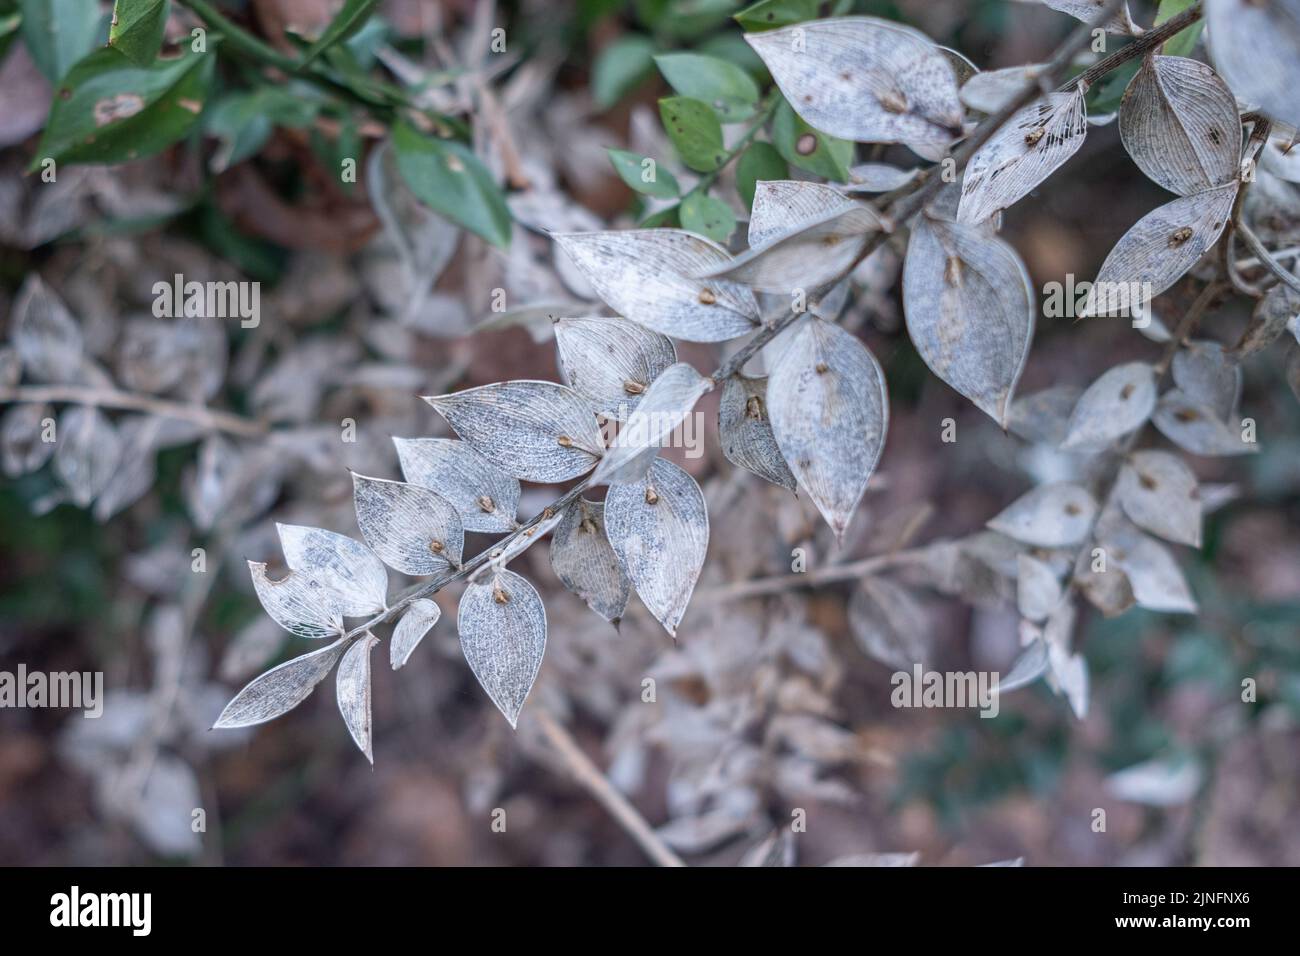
604, 457, 708, 638
423, 380, 604, 484
958, 89, 1088, 224
848, 576, 930, 669
1017, 554, 1063, 622
553, 230, 759, 342
390, 598, 441, 670
336, 633, 378, 763
554, 316, 677, 420
248, 560, 345, 639
277, 523, 388, 617
1080, 183, 1237, 316
550, 499, 631, 626
589, 362, 712, 486
1172, 341, 1240, 422
352, 473, 464, 577
1040, 0, 1144, 35
903, 214, 1035, 425
767, 316, 889, 539
394, 437, 520, 534
718, 374, 797, 492
457, 569, 547, 727
55, 406, 122, 507
987, 482, 1099, 548
1206, 0, 1300, 129
214, 637, 349, 729
1116, 449, 1202, 547
1062, 362, 1157, 449
1151, 388, 1257, 456
745, 17, 964, 151
1120, 55, 1241, 197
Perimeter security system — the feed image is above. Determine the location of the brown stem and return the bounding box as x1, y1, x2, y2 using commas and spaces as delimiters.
0, 385, 268, 438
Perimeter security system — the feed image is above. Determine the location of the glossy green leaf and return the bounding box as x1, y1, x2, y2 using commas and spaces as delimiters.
300, 0, 378, 67
1156, 0, 1203, 58
33, 43, 217, 167
20, 0, 101, 83
680, 192, 736, 243
654, 52, 759, 123
659, 95, 726, 173
109, 0, 168, 67
391, 121, 512, 248
735, 141, 787, 209
607, 147, 680, 198
771, 98, 852, 182
592, 32, 657, 109
734, 0, 817, 32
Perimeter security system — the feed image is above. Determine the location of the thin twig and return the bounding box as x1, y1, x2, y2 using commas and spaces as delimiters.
696, 547, 929, 604
1066, 3, 1205, 91
0, 385, 268, 437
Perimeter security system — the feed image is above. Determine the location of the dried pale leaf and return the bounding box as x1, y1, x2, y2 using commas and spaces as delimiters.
767, 317, 888, 539
457, 569, 546, 727
604, 457, 708, 637
960, 64, 1045, 114
214, 636, 348, 729
1206, 0, 1300, 129
719, 374, 797, 492
842, 162, 919, 193
1101, 517, 1198, 613
848, 576, 930, 669
54, 406, 122, 507
0, 348, 19, 388
394, 437, 520, 534
746, 179, 857, 248
423, 380, 604, 483
1116, 449, 1202, 547
550, 499, 630, 626
390, 598, 440, 669
824, 852, 922, 867
988, 482, 1098, 548
277, 523, 388, 617
745, 17, 964, 149
554, 316, 677, 420
1040, 0, 1143, 34
1080, 183, 1238, 315
1151, 388, 1257, 456
11, 274, 90, 384
1046, 641, 1089, 719
1017, 554, 1063, 622
91, 414, 162, 522
1106, 755, 1202, 806
1172, 340, 1240, 422
248, 560, 345, 639
2, 402, 54, 477
352, 473, 464, 576
336, 633, 378, 763
553, 230, 759, 342
903, 214, 1035, 425
1235, 284, 1299, 357
1119, 55, 1241, 197
1062, 362, 1157, 449
1007, 385, 1082, 446
958, 89, 1088, 224
133, 754, 203, 858
590, 362, 711, 485
999, 638, 1051, 692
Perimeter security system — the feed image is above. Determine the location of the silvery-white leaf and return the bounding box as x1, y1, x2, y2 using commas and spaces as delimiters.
2, 402, 54, 477
1261, 136, 1300, 184
336, 633, 378, 763
277, 523, 388, 617
457, 569, 546, 727
1040, 0, 1143, 34
988, 482, 1098, 547
1046, 641, 1089, 719
484, 507, 564, 570
960, 64, 1045, 114
390, 598, 441, 669
1100, 518, 1197, 613
1062, 362, 1157, 449
1116, 449, 1202, 547
747, 180, 857, 248
423, 380, 604, 483
554, 316, 677, 420
54, 406, 122, 507
1172, 340, 1240, 422
999, 638, 1051, 692
1080, 183, 1238, 315
1206, 0, 1300, 129
11, 275, 90, 384
958, 89, 1088, 224
352, 473, 464, 576
604, 457, 708, 637
903, 214, 1035, 425
91, 415, 162, 522
938, 46, 978, 87
394, 437, 520, 534
745, 18, 964, 149
550, 499, 631, 626
1151, 388, 1257, 456
848, 576, 930, 669
718, 374, 797, 492
213, 636, 348, 729
842, 163, 920, 193
1007, 385, 1083, 446
1017, 554, 1063, 622
590, 362, 711, 486
553, 231, 759, 342
248, 560, 346, 639
133, 754, 203, 858
767, 317, 889, 539
1119, 55, 1241, 197
1106, 755, 1202, 806
1235, 284, 1299, 357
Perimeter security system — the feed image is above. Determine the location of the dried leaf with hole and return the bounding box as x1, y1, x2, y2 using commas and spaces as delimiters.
718, 374, 797, 492
1116, 449, 1202, 547
554, 316, 677, 420
589, 362, 711, 486
248, 561, 345, 640
214, 637, 348, 729
457, 569, 547, 727
550, 499, 630, 626
394, 437, 520, 534
1062, 362, 1157, 449
351, 473, 464, 577
390, 598, 440, 670
987, 482, 1098, 548
848, 576, 930, 669
336, 633, 378, 763
277, 523, 388, 617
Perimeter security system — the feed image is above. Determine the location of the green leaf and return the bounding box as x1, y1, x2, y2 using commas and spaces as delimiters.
639, 203, 680, 228
654, 52, 759, 123
680, 192, 735, 243
33, 43, 217, 167
735, 141, 787, 209
108, 0, 168, 67
694, 32, 770, 85
300, 0, 378, 67
1155, 0, 1204, 58
771, 98, 851, 182
607, 147, 680, 198
391, 121, 512, 248
1086, 58, 1140, 117
206, 88, 318, 172
20, 0, 101, 83
659, 95, 726, 173
734, 0, 817, 33
592, 33, 657, 110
